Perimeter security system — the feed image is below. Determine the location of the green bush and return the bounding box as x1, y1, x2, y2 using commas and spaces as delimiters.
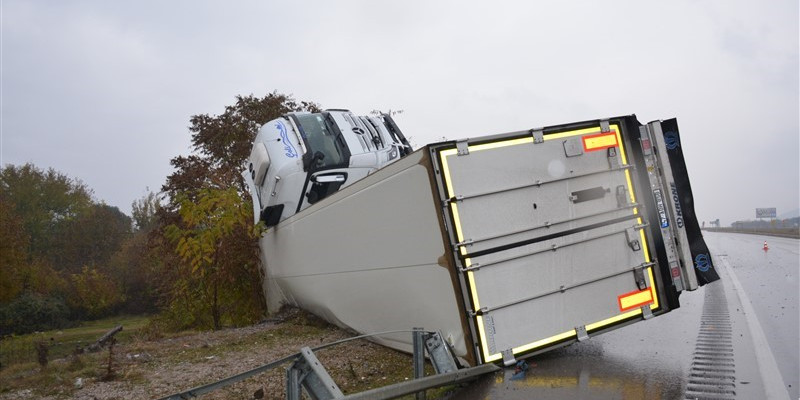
0, 293, 72, 335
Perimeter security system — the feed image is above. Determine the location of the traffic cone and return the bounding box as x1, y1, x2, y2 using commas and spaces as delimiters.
763, 241, 769, 251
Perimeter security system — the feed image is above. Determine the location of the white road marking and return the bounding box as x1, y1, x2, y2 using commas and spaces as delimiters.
718, 255, 791, 400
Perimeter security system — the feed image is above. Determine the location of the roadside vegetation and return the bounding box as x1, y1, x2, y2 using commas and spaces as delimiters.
0, 316, 149, 368
1, 92, 320, 336
0, 308, 451, 399
1, 92, 382, 398
0, 163, 159, 336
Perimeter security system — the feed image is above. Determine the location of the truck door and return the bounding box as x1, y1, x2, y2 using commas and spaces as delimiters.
432, 120, 676, 365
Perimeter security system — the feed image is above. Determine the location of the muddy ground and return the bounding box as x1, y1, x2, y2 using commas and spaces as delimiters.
0, 308, 453, 399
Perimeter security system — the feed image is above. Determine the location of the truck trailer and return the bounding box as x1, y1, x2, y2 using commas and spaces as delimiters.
243, 112, 718, 366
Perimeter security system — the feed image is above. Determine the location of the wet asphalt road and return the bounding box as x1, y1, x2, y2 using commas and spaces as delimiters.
451, 232, 798, 399
704, 232, 799, 399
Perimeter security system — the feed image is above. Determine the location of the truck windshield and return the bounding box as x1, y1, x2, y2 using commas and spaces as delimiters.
294, 113, 350, 169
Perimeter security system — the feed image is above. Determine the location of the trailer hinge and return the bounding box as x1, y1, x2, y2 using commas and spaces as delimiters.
625, 228, 642, 252
641, 304, 653, 320
456, 239, 474, 248
444, 195, 464, 205
501, 349, 516, 367
469, 307, 488, 317
633, 266, 647, 290
575, 325, 589, 342
607, 147, 620, 168
600, 120, 611, 133
456, 139, 470, 156
460, 262, 480, 272
531, 128, 544, 144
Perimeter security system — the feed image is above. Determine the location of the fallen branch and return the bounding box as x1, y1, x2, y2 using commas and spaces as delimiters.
86, 325, 123, 353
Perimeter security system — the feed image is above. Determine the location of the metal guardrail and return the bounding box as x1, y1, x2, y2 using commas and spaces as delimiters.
341, 364, 499, 400
157, 328, 499, 400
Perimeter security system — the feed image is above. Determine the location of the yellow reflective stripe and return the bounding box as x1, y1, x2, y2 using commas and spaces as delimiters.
464, 137, 532, 152
612, 124, 658, 311
484, 347, 502, 363
439, 148, 492, 362
512, 329, 577, 355
586, 309, 643, 331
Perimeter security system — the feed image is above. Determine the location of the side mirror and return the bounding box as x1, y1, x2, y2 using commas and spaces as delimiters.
306, 172, 348, 206
261, 204, 284, 228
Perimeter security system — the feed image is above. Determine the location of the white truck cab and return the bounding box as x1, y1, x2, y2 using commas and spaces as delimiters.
243, 110, 411, 226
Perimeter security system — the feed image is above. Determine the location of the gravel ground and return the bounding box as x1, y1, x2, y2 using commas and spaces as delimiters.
0, 308, 424, 400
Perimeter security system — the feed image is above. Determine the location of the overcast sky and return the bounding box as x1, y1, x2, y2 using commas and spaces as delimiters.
2, 1, 798, 225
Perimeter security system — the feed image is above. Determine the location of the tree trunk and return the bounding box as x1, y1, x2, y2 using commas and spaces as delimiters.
211, 279, 220, 330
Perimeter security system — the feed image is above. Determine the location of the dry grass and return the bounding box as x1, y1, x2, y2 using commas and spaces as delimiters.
0, 308, 459, 400
0, 315, 150, 368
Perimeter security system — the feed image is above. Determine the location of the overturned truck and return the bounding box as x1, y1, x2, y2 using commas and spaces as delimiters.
243, 111, 718, 366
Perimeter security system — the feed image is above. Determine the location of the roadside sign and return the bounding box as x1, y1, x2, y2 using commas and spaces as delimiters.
755, 208, 777, 219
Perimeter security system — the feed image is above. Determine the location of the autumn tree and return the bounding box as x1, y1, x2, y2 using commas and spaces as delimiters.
0, 198, 28, 302
131, 190, 161, 232
163, 93, 320, 200
163, 187, 262, 329
155, 92, 320, 330
0, 164, 92, 263
68, 266, 125, 319
0, 163, 138, 332
105, 192, 163, 315
51, 203, 132, 274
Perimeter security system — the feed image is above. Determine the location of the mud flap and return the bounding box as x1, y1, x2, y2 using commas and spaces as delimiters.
660, 119, 720, 285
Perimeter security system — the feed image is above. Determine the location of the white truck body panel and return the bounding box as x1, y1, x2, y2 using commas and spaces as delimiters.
261, 150, 468, 356
247, 114, 719, 366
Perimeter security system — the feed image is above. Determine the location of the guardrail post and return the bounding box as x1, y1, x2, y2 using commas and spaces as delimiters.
286, 366, 301, 400
412, 327, 426, 400
285, 347, 343, 400
424, 332, 458, 374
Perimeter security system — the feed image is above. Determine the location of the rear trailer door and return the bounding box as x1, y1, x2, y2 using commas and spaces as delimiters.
431, 117, 709, 365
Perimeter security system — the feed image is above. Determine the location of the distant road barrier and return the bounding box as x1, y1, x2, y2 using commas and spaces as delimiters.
703, 227, 799, 239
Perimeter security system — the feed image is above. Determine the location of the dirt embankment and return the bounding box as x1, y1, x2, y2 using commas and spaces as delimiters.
0, 308, 428, 400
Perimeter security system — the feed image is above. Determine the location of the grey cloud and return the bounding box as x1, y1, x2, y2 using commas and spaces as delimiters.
2, 0, 797, 224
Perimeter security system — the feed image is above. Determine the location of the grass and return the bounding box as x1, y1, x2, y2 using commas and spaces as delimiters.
0, 315, 150, 368
0, 315, 151, 396
0, 352, 108, 397
0, 311, 466, 399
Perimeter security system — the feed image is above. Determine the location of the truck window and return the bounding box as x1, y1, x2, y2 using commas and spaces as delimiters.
294, 113, 350, 169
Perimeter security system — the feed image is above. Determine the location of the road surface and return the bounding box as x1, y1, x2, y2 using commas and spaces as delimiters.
705, 232, 798, 399
452, 232, 797, 399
